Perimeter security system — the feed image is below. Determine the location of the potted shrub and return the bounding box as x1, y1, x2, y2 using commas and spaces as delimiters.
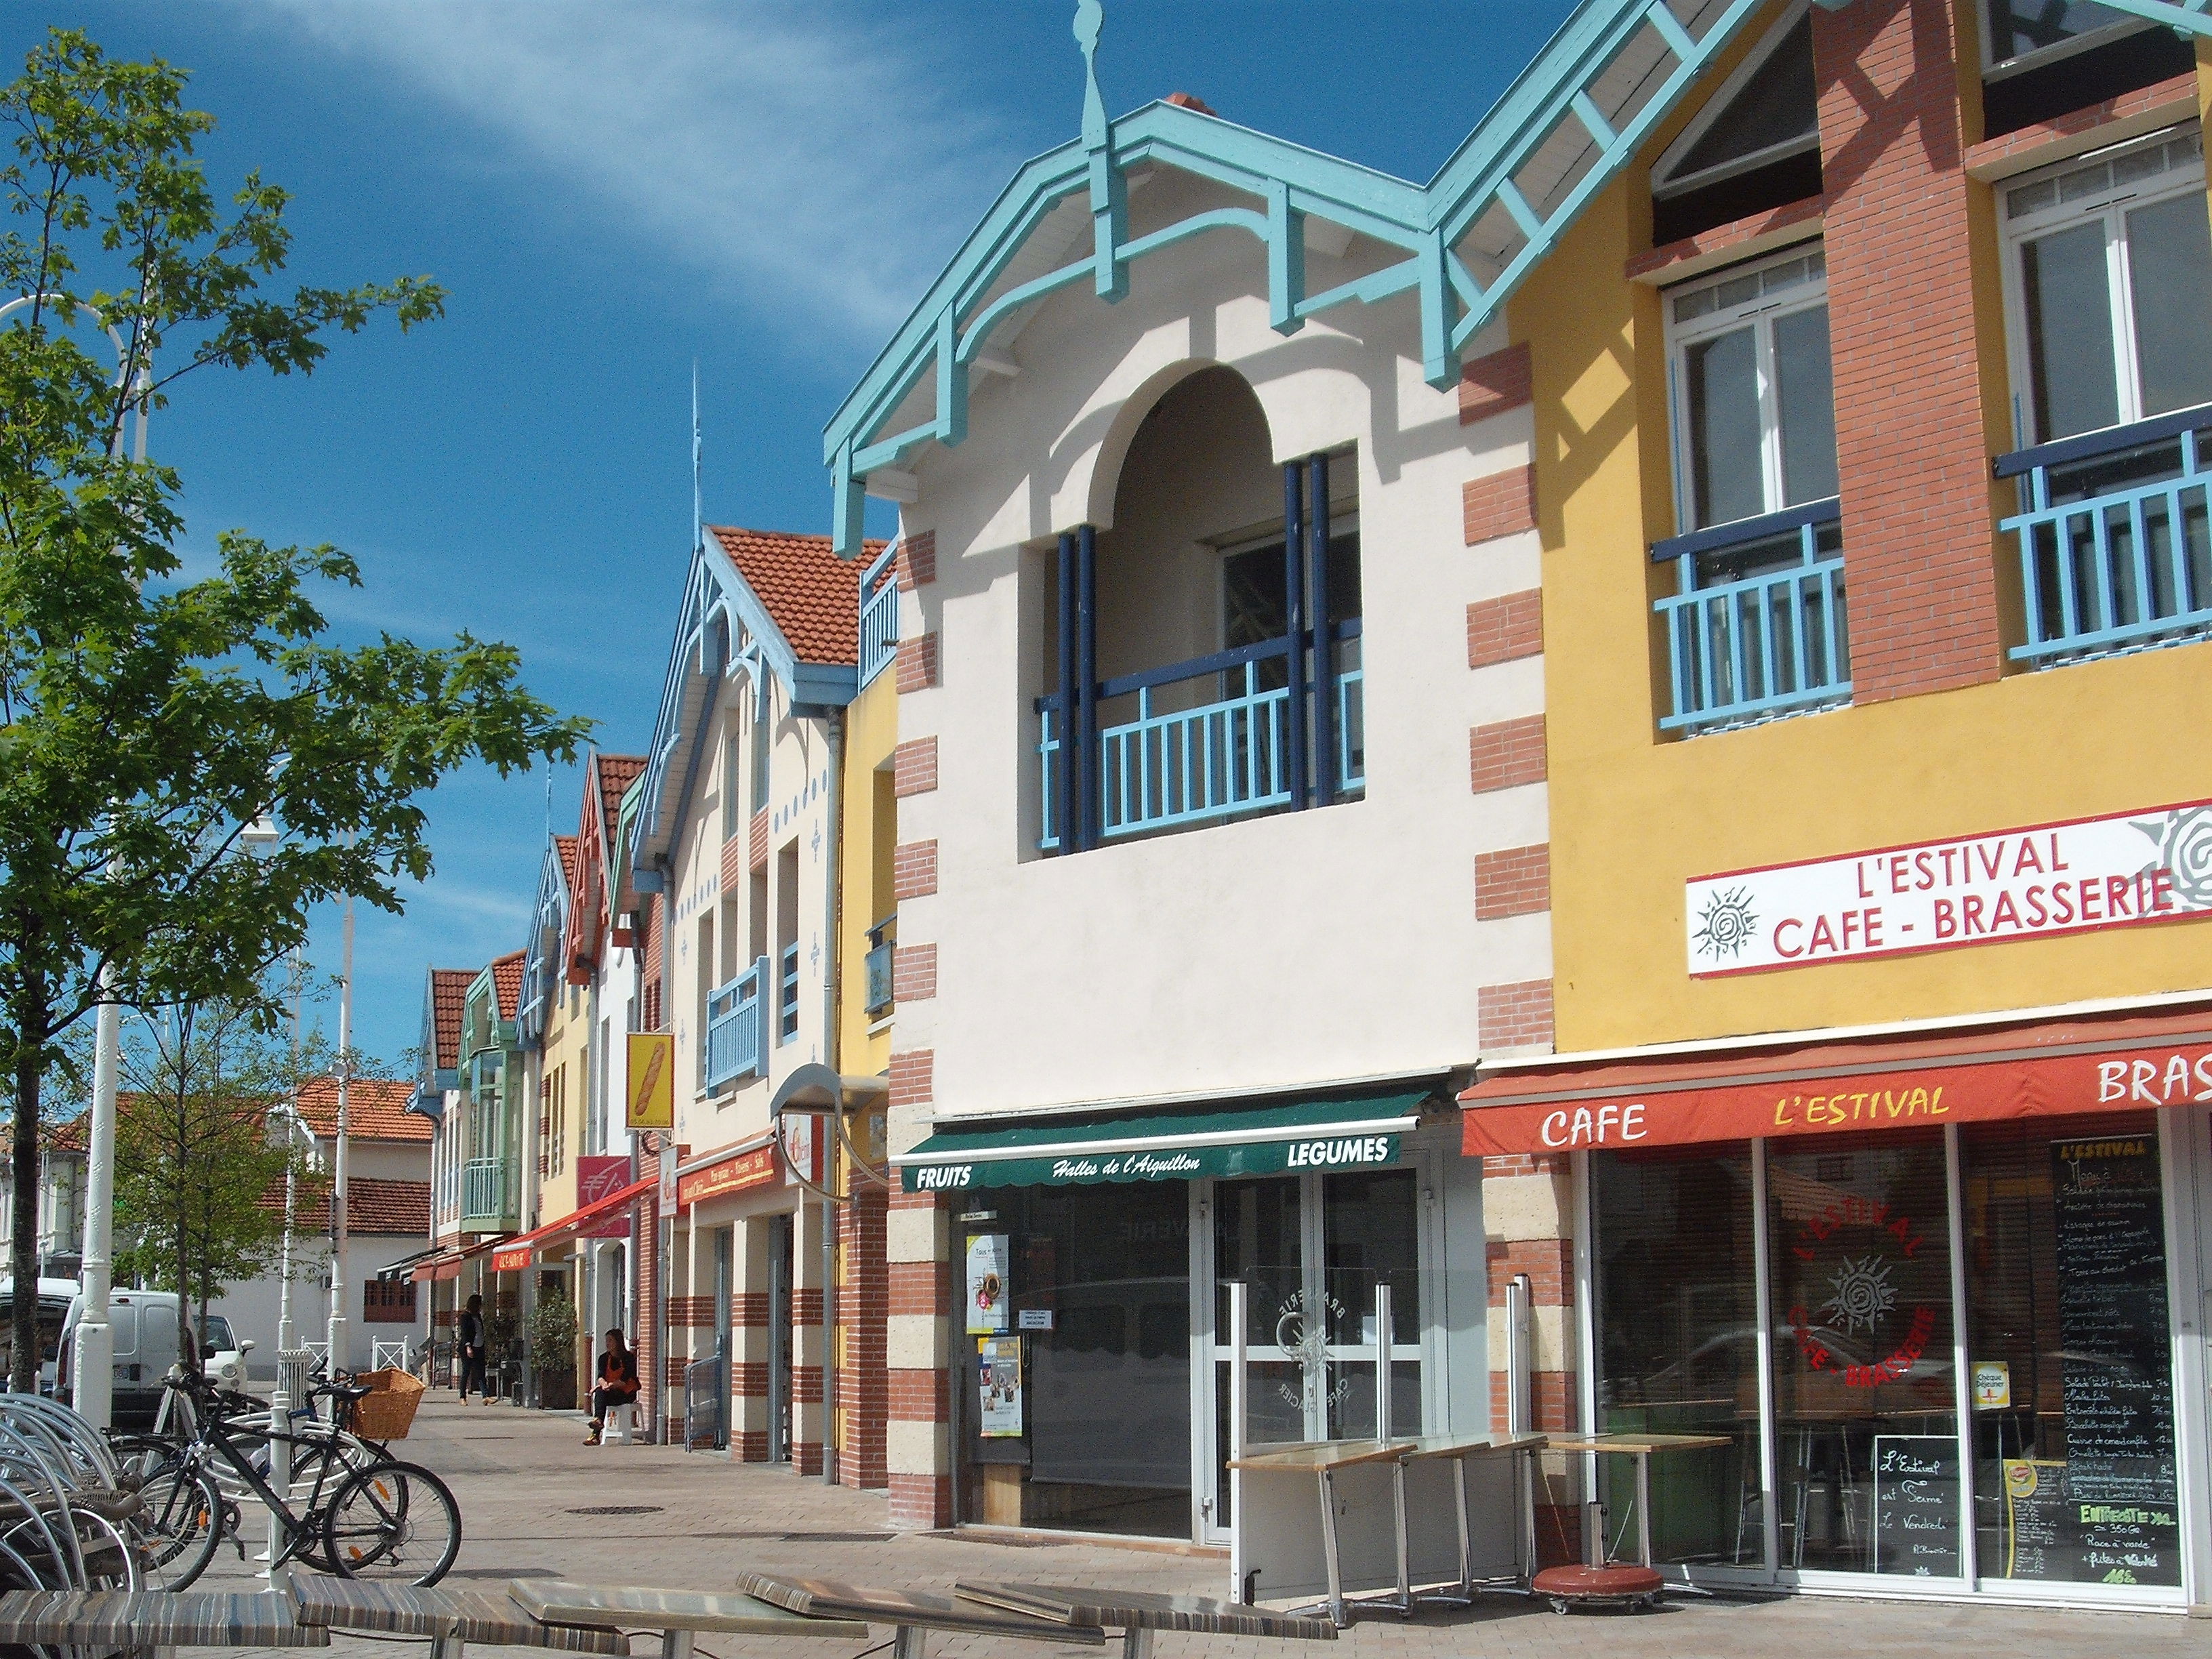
529, 1290, 579, 1410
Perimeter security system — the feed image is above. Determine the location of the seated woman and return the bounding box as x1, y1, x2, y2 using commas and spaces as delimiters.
587, 1328, 640, 1444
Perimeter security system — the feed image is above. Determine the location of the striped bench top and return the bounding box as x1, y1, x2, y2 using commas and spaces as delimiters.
732, 1576, 1106, 1645
286, 1575, 625, 1652
0, 1590, 329, 1647
509, 1582, 865, 1639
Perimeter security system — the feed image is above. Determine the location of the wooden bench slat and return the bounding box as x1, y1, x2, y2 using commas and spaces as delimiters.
954, 1581, 1338, 1640
0, 1589, 331, 1646
510, 1581, 865, 1639
286, 1575, 625, 1653
733, 1575, 1106, 1645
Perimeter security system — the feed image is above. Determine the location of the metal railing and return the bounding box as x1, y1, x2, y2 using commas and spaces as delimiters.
1038, 622, 1364, 850
704, 957, 770, 1090
863, 914, 895, 1017
459, 1156, 515, 1229
779, 943, 800, 1044
1997, 406, 2212, 665
1654, 504, 1849, 732
858, 544, 900, 688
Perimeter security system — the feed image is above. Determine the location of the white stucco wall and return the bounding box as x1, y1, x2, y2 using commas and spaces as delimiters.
887, 220, 1549, 1128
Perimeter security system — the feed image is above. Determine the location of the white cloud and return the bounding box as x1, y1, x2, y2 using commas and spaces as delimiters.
250, 0, 1026, 347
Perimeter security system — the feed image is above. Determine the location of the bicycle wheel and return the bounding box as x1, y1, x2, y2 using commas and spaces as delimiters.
322, 1460, 459, 1586
131, 1462, 222, 1591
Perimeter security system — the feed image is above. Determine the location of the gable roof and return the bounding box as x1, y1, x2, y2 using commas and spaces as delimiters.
340, 1177, 432, 1235
819, 0, 1774, 553
428, 968, 472, 1071
489, 950, 525, 1022
708, 526, 887, 669
555, 834, 580, 897
295, 1077, 432, 1144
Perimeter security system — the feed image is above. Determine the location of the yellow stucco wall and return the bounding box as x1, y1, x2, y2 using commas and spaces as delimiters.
837, 663, 899, 1085
1517, 20, 2212, 1057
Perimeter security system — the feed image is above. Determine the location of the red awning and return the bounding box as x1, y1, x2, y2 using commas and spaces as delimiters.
411, 1237, 499, 1282
1460, 1002, 2212, 1157
487, 1176, 653, 1273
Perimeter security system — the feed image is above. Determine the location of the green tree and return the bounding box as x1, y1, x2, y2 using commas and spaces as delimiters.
0, 30, 590, 1388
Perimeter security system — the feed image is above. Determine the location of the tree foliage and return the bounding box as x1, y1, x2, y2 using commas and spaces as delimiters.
0, 30, 591, 1389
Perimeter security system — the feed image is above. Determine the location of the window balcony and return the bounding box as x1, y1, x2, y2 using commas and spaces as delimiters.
458, 1157, 516, 1234
1036, 623, 1362, 851
779, 943, 800, 1044
704, 956, 771, 1091
863, 915, 895, 1019
1996, 404, 2212, 666
858, 544, 899, 688
1653, 499, 1849, 733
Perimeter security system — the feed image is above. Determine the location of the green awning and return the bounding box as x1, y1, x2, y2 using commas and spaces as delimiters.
899, 1090, 1431, 1193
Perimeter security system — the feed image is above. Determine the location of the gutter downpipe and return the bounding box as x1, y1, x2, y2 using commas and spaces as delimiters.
819, 710, 843, 1486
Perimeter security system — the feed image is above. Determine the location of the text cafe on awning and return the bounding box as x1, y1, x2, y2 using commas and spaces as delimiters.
895, 1084, 1488, 1546
1459, 996, 2212, 1608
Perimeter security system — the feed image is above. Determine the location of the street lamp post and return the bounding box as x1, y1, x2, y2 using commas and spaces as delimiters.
326, 893, 353, 1372
5, 290, 152, 1427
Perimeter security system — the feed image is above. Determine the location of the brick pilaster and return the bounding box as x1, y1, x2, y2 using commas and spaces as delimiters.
1466, 592, 1543, 668
893, 841, 938, 901
839, 1184, 890, 1491
1474, 845, 1551, 920
886, 1189, 953, 1529
892, 739, 938, 798
1462, 466, 1537, 545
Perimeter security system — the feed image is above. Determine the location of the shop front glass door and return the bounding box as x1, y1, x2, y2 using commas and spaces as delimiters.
1767, 1131, 1959, 1578
1210, 1167, 1425, 1528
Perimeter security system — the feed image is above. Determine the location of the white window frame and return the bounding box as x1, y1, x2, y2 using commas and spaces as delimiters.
1663, 243, 1831, 538
1999, 124, 2210, 447
1653, 0, 1816, 203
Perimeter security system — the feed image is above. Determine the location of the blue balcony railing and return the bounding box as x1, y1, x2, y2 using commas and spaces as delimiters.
704, 956, 771, 1090
779, 943, 800, 1044
1038, 622, 1362, 851
459, 1157, 515, 1231
863, 914, 895, 1017
1996, 405, 2212, 665
1653, 501, 1849, 733
858, 544, 899, 688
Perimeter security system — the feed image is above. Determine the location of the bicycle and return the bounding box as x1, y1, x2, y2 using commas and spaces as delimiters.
134, 1372, 459, 1590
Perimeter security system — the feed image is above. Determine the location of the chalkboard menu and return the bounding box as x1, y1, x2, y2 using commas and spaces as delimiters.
1999, 1458, 2178, 1586
1872, 1435, 1961, 1576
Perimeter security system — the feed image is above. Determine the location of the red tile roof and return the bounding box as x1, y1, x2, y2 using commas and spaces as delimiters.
708, 525, 888, 668
593, 755, 645, 824
340, 1177, 431, 1236
555, 834, 580, 897
430, 968, 472, 1071
489, 950, 525, 1021
294, 1077, 432, 1144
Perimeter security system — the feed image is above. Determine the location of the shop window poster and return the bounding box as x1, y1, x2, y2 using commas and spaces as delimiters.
966, 1233, 1011, 1334
978, 1336, 1024, 1437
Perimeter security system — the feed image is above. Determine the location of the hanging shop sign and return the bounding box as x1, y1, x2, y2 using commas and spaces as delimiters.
1685, 797, 2212, 977
1461, 1025, 2212, 1154
676, 1143, 779, 1209
576, 1155, 634, 1237
489, 1241, 532, 1273
906, 1132, 1399, 1193
626, 1033, 674, 1130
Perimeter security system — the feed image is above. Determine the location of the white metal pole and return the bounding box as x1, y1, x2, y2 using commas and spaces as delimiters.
325, 895, 353, 1370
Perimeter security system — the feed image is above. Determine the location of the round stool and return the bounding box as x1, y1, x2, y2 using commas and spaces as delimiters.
1530, 1563, 1666, 1614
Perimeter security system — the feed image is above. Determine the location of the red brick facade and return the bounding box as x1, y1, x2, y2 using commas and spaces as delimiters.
890, 942, 937, 1003
888, 1050, 933, 1109
892, 840, 938, 901
887, 1189, 952, 1530
1458, 342, 1533, 424
1468, 714, 1547, 794
897, 529, 937, 591
1461, 465, 1537, 546
895, 634, 939, 694
749, 806, 769, 873
891, 738, 938, 798
1477, 977, 1555, 1051
838, 1185, 889, 1490
1473, 844, 1551, 920
1465, 592, 1542, 669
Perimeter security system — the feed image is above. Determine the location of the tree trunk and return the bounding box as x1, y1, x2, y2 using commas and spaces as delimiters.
9, 989, 43, 1395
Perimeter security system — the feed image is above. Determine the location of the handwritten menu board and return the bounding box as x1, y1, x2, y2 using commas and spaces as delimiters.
2000, 1458, 2177, 1586
2026, 1137, 2179, 1586
1872, 1435, 1961, 1576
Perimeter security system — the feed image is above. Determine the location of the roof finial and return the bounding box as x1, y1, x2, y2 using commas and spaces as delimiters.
1075, 0, 1105, 149
691, 361, 703, 553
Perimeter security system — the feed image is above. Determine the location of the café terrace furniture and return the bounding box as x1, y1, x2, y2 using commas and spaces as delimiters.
1546, 1433, 1734, 1571
731, 1572, 1108, 1659
287, 1575, 630, 1659
510, 1580, 867, 1659
0, 1589, 329, 1658
1395, 1431, 1548, 1606
1227, 1438, 1419, 1626
954, 1578, 1337, 1658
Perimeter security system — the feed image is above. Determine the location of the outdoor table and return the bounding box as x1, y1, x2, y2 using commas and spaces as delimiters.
1395, 1431, 1547, 1605
1226, 1439, 1417, 1626
510, 1580, 865, 1659
732, 1572, 1107, 1658
0, 1589, 329, 1657
1547, 1433, 1732, 1568
287, 1575, 626, 1659
954, 1578, 1336, 1657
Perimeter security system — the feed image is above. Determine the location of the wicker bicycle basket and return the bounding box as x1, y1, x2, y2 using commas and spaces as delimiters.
349, 1368, 426, 1440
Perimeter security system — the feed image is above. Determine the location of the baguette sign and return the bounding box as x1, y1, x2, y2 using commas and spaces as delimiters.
1687, 799, 2212, 977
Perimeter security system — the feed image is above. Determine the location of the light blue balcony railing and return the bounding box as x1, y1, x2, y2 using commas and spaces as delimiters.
1997, 405, 2212, 665
459, 1157, 515, 1231
1038, 622, 1363, 851
858, 544, 899, 688
863, 914, 895, 1017
1654, 501, 1849, 733
704, 956, 771, 1090
779, 943, 800, 1044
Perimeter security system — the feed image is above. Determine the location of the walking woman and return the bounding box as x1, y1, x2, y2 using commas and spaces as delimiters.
587, 1328, 640, 1445
457, 1294, 488, 1401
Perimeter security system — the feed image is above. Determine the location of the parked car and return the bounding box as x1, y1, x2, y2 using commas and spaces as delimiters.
0, 1277, 81, 1394
57, 1292, 250, 1427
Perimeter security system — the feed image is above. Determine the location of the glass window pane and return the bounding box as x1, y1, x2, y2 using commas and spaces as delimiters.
1774, 303, 1839, 506
1594, 1148, 1761, 1567
1986, 0, 2132, 65
1963, 1114, 2179, 1588
1322, 1170, 1421, 1441
2127, 192, 2212, 418
2022, 221, 2121, 441
1767, 1132, 1959, 1576
1685, 325, 1766, 527
1214, 1176, 1302, 1349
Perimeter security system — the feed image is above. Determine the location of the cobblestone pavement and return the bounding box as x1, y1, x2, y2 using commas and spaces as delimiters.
197, 1396, 2204, 1659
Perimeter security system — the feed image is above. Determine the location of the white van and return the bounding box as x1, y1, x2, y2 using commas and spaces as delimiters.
58, 1292, 251, 1427
0, 1277, 81, 1395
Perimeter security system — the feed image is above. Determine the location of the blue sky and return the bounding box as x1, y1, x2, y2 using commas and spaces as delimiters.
16, 0, 1576, 1070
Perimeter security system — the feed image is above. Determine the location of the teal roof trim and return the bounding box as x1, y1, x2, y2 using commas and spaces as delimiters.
823, 0, 1784, 555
